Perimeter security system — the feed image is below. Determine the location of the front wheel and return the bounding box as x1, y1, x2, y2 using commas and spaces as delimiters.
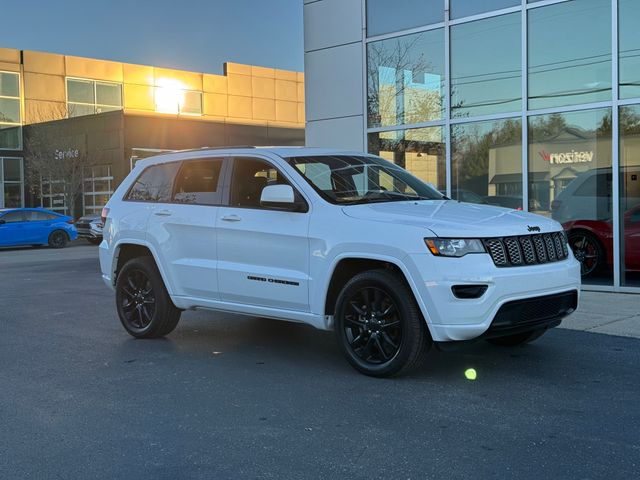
87, 237, 102, 245
115, 256, 181, 338
48, 230, 68, 248
334, 269, 431, 377
486, 329, 546, 347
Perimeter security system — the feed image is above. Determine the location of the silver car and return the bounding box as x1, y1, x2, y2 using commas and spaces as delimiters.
75, 214, 103, 245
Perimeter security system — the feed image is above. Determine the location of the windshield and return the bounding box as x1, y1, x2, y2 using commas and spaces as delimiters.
285, 155, 445, 205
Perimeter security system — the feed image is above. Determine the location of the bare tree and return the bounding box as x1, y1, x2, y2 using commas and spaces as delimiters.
23, 103, 92, 218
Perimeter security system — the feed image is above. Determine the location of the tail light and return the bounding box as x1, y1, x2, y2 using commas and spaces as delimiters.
101, 207, 110, 225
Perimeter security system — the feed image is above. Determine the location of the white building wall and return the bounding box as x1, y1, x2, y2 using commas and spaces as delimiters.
303, 0, 365, 150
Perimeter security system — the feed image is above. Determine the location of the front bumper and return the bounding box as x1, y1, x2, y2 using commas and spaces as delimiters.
404, 252, 581, 342
76, 224, 103, 239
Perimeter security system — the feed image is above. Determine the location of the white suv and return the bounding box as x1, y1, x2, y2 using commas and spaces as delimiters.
99, 147, 581, 377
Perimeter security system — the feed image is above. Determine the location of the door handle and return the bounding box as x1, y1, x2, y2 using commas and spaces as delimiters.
221, 214, 241, 222
154, 210, 172, 217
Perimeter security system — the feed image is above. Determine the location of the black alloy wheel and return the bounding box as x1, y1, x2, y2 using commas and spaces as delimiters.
119, 268, 156, 330
342, 286, 402, 365
568, 231, 603, 277
115, 256, 181, 338
48, 230, 68, 248
335, 269, 431, 377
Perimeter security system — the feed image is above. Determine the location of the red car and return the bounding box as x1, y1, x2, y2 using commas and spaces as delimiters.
563, 205, 640, 277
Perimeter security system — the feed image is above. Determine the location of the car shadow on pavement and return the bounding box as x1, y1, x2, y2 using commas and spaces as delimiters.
108, 310, 596, 384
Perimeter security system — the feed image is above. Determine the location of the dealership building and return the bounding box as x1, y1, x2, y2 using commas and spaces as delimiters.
303, 0, 640, 292
0, 47, 305, 214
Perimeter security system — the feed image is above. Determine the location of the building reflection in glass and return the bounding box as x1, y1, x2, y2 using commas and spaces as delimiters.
525, 108, 613, 284
368, 127, 446, 193
452, 118, 522, 208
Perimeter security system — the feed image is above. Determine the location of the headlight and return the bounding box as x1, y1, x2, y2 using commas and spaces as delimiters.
424, 238, 486, 257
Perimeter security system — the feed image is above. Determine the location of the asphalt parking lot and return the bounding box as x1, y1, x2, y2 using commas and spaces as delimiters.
1, 244, 639, 479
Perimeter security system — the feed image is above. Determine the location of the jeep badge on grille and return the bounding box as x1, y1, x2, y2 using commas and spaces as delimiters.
527, 225, 541, 232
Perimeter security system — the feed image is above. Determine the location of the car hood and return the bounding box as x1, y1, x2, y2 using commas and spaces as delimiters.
341, 200, 562, 237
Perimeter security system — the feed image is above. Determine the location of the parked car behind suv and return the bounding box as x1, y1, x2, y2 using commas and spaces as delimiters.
75, 214, 103, 245
0, 207, 77, 248
99, 147, 581, 377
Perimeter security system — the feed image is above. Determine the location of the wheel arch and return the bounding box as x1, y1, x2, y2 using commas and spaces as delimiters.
111, 240, 175, 295
322, 254, 432, 332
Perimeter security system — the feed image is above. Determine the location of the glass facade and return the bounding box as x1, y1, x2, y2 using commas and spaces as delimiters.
367, 29, 444, 128
450, 13, 521, 117
364, 0, 640, 291
67, 78, 123, 117
0, 72, 21, 150
0, 157, 23, 208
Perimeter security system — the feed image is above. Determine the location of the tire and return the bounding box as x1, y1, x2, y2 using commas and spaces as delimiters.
115, 256, 181, 339
334, 269, 431, 377
48, 230, 69, 248
87, 237, 102, 245
567, 230, 604, 278
486, 329, 546, 347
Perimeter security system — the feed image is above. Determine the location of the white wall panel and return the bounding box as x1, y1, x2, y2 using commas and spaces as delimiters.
304, 42, 363, 122
304, 0, 362, 52
306, 116, 364, 150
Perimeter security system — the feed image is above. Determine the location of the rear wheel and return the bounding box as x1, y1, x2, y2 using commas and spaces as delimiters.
48, 230, 68, 248
568, 230, 604, 278
486, 329, 546, 347
334, 269, 431, 377
116, 256, 181, 338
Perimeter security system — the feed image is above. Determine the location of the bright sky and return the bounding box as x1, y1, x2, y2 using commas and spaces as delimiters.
0, 0, 304, 74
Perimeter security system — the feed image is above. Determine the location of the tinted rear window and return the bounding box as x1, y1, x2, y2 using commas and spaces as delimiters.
126, 162, 181, 202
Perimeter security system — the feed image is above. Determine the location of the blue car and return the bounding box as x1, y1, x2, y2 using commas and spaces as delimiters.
0, 208, 78, 248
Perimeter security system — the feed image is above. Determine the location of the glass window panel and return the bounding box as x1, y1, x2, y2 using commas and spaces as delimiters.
620, 106, 640, 286
529, 108, 612, 285
0, 72, 19, 97
367, 126, 446, 192
173, 159, 223, 205
95, 105, 121, 114
68, 103, 96, 118
0, 98, 20, 123
181, 91, 202, 115
451, 118, 522, 208
3, 158, 21, 182
126, 162, 180, 202
450, 0, 520, 19
619, 0, 640, 99
95, 82, 122, 106
451, 13, 521, 118
366, 0, 444, 37
67, 79, 95, 104
3, 185, 22, 208
0, 125, 21, 150
367, 29, 444, 128
528, 0, 611, 110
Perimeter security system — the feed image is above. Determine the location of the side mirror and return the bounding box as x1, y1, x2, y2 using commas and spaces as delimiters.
0, 219, 5, 225
260, 184, 304, 211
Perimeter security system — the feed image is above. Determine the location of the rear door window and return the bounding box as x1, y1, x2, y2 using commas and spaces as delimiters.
1, 211, 26, 223
172, 158, 224, 205
126, 162, 181, 202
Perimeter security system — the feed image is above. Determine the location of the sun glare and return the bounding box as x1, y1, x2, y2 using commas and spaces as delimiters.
154, 78, 186, 114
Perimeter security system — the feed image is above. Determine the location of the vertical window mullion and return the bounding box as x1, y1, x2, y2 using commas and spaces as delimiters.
612, 0, 620, 289
521, 2, 528, 212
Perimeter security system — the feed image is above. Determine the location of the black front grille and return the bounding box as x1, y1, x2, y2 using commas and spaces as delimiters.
484, 231, 568, 267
